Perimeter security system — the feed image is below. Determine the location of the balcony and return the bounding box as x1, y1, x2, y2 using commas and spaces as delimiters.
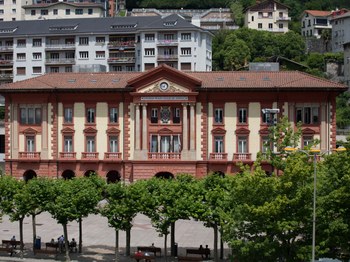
233, 153, 252, 161
210, 153, 228, 160
108, 41, 135, 49
19, 152, 40, 160
104, 152, 122, 160
45, 58, 75, 65
0, 59, 13, 66
0, 74, 13, 80
81, 152, 99, 160
157, 55, 178, 61
59, 152, 76, 160
45, 44, 75, 50
107, 57, 135, 64
276, 16, 291, 21
148, 152, 181, 160
0, 46, 13, 52
157, 39, 178, 46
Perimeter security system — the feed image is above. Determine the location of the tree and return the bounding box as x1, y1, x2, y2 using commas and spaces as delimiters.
336, 92, 350, 129
230, 1, 244, 27
223, 37, 251, 70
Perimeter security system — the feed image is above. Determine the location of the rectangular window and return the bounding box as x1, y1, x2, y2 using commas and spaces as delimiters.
79, 37, 88, 45
269, 23, 273, 29
88, 8, 93, 15
20, 107, 41, 124
64, 136, 73, 152
75, 9, 83, 15
173, 108, 180, 123
86, 108, 95, 123
173, 135, 181, 153
26, 136, 35, 152
12, 8, 16, 14
181, 48, 191, 55
40, 9, 48, 15
16, 53, 26, 60
86, 136, 95, 152
53, 9, 58, 15
150, 135, 158, 152
261, 136, 270, 153
32, 52, 42, 60
109, 136, 118, 152
145, 48, 155, 56
279, 23, 283, 29
238, 137, 247, 153
181, 33, 191, 41
17, 39, 26, 47
31, 10, 36, 15
50, 67, 59, 73
251, 16, 254, 21
0, 9, 4, 14
160, 136, 171, 153
33, 39, 42, 47
296, 107, 319, 124
145, 34, 155, 41
65, 9, 70, 15
126, 65, 134, 71
214, 108, 223, 124
109, 107, 118, 123
95, 51, 105, 58
151, 108, 158, 123
238, 108, 247, 124
96, 37, 105, 43
79, 51, 89, 59
258, 23, 262, 29
65, 66, 72, 72
64, 107, 73, 123
303, 136, 313, 148
214, 136, 224, 153
32, 66, 41, 74
16, 67, 25, 75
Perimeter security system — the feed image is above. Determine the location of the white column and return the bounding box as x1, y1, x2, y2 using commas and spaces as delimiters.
135, 104, 140, 150
190, 103, 195, 151
142, 103, 147, 150
182, 103, 188, 151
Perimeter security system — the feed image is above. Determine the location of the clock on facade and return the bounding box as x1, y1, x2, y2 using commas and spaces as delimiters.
159, 81, 169, 91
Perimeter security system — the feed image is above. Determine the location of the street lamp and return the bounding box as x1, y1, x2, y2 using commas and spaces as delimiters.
284, 145, 346, 262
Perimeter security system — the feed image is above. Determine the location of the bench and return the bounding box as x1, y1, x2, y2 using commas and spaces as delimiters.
137, 246, 161, 256
2, 240, 21, 247
0, 246, 14, 255
34, 249, 58, 256
186, 248, 210, 259
45, 242, 59, 251
132, 254, 156, 262
178, 256, 203, 262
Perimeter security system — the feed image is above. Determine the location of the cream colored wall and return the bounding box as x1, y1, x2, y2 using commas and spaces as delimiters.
19, 134, 24, 152
225, 103, 236, 160
196, 102, 202, 160
74, 103, 85, 158
57, 103, 63, 153
129, 103, 135, 160
36, 134, 42, 152
96, 103, 108, 159
249, 103, 261, 161
207, 103, 213, 158
119, 102, 124, 157
48, 103, 53, 160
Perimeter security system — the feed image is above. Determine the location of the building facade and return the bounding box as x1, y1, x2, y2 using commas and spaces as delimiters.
301, 10, 332, 39
330, 10, 350, 52
0, 15, 212, 85
0, 65, 345, 181
0, 0, 26, 21
244, 0, 290, 33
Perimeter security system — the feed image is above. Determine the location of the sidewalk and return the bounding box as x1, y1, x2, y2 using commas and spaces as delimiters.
0, 212, 229, 261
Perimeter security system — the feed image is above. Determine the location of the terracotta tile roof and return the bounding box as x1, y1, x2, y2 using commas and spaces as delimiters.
0, 70, 346, 92
305, 10, 332, 17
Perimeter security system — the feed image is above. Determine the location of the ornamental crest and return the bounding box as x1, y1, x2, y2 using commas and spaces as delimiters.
160, 106, 171, 124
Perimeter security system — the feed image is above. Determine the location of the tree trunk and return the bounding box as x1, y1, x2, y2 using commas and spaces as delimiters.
78, 217, 82, 253
126, 228, 131, 256
32, 214, 36, 253
19, 217, 24, 258
220, 235, 224, 259
213, 223, 218, 262
170, 222, 175, 256
164, 233, 168, 262
63, 223, 71, 262
115, 229, 119, 262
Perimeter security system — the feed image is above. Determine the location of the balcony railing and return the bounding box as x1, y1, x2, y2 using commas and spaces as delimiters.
108, 41, 135, 48
157, 55, 178, 61
0, 59, 13, 65
148, 152, 181, 160
45, 58, 75, 64
233, 153, 252, 161
210, 153, 228, 160
0, 74, 13, 80
81, 152, 99, 159
157, 39, 178, 46
59, 152, 76, 159
104, 152, 122, 160
0, 46, 13, 52
276, 16, 291, 21
19, 152, 40, 159
107, 57, 135, 63
45, 44, 75, 50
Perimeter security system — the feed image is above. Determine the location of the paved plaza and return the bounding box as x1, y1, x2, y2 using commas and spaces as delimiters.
0, 212, 230, 261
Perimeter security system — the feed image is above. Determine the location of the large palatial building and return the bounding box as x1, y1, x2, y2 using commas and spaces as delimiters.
0, 65, 346, 181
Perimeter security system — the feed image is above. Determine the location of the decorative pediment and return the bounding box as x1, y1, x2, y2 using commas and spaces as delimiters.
83, 126, 97, 134
21, 127, 38, 134
106, 127, 120, 134
158, 128, 173, 134
259, 127, 270, 135
302, 127, 316, 135
235, 127, 250, 135
139, 81, 189, 93
61, 127, 75, 134
211, 127, 226, 134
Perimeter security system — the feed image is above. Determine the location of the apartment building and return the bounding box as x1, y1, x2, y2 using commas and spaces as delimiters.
301, 10, 332, 38
330, 10, 350, 52
0, 15, 212, 85
0, 64, 346, 180
0, 0, 26, 21
244, 0, 290, 33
